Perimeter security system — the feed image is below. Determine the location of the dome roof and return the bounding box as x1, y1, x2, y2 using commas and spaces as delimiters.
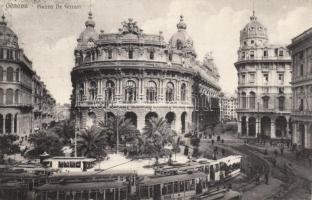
240, 11, 268, 42
168, 16, 195, 56
0, 15, 18, 48
77, 12, 99, 49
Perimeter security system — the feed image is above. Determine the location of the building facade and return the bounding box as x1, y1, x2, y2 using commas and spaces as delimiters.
0, 15, 55, 140
220, 95, 237, 121
288, 28, 312, 149
71, 13, 221, 134
235, 12, 292, 138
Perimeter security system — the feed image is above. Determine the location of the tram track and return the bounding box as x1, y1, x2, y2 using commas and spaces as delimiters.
227, 144, 306, 200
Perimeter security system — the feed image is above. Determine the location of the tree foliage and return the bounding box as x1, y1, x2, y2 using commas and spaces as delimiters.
27, 130, 63, 158
49, 120, 75, 145
98, 116, 139, 148
0, 135, 20, 156
142, 117, 177, 157
76, 126, 107, 158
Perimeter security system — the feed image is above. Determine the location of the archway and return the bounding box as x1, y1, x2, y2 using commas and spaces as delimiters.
248, 117, 256, 137
145, 112, 158, 124
181, 112, 187, 134
261, 116, 271, 137
0, 114, 3, 134
86, 112, 96, 128
165, 112, 176, 127
5, 114, 12, 134
241, 116, 247, 136
275, 116, 287, 137
299, 123, 305, 148
125, 112, 137, 127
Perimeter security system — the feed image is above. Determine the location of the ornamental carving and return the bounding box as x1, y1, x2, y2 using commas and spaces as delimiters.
119, 18, 143, 35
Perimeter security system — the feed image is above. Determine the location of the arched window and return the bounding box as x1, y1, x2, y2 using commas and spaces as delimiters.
105, 80, 115, 103
6, 89, 13, 104
5, 114, 12, 134
249, 91, 256, 109
146, 81, 157, 103
108, 49, 112, 59
14, 90, 19, 104
180, 83, 186, 101
262, 96, 269, 109
15, 68, 19, 82
278, 96, 285, 111
0, 66, 3, 81
241, 92, 246, 108
176, 40, 183, 50
6, 67, 13, 82
169, 54, 173, 61
166, 82, 175, 102
128, 50, 133, 59
78, 83, 84, 101
89, 81, 97, 101
150, 51, 154, 60
125, 80, 136, 103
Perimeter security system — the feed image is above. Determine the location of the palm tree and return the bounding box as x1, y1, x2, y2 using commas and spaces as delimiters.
76, 126, 107, 158
98, 115, 138, 149
49, 120, 75, 145
142, 117, 177, 157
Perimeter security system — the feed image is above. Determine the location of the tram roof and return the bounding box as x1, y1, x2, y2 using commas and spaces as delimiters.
44, 157, 96, 162
36, 181, 126, 191
51, 169, 137, 178
140, 172, 206, 185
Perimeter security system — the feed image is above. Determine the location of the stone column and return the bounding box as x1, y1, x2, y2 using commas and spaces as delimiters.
246, 119, 249, 137
237, 120, 241, 136
175, 112, 182, 135
304, 123, 308, 149
271, 121, 276, 138
256, 118, 260, 137
11, 116, 14, 134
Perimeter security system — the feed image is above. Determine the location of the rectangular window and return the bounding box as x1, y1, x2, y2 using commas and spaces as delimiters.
274, 48, 278, 56
279, 50, 284, 57
241, 74, 245, 84
249, 73, 255, 83
300, 64, 304, 76
128, 50, 133, 59
263, 74, 269, 83
108, 50, 112, 59
263, 50, 268, 57
278, 73, 284, 83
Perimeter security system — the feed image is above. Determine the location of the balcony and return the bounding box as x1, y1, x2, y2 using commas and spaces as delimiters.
292, 110, 312, 117
292, 74, 312, 84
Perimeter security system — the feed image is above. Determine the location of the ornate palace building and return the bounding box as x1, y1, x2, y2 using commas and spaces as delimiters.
235, 12, 292, 138
71, 13, 221, 134
288, 28, 312, 149
0, 15, 55, 140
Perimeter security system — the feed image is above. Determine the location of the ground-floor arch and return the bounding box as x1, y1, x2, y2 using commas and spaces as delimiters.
181, 112, 187, 134
276, 116, 287, 137
125, 112, 137, 127
261, 116, 271, 137
241, 116, 247, 136
299, 123, 305, 148
248, 117, 256, 137
165, 112, 176, 128
145, 112, 158, 124
86, 112, 96, 128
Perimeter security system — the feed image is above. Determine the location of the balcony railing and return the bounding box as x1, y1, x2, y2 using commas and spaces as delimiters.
292, 110, 312, 116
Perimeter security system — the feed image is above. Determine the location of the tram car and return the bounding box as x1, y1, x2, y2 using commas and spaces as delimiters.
218, 155, 242, 181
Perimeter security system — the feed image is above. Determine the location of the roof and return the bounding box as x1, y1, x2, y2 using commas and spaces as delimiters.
51, 169, 137, 178
140, 172, 206, 185
44, 157, 96, 162
36, 181, 126, 191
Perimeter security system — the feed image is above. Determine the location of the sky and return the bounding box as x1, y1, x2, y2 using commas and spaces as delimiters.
2, 0, 312, 104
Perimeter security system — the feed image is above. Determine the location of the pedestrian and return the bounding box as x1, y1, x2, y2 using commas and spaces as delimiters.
274, 149, 278, 157
280, 145, 284, 156
211, 139, 214, 146
221, 139, 224, 144
265, 172, 269, 184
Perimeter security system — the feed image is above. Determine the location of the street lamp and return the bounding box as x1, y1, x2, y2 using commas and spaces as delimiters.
257, 102, 260, 139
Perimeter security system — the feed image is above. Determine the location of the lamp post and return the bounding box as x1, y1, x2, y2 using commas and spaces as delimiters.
257, 102, 260, 139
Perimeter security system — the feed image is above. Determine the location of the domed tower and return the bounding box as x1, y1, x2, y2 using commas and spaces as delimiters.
235, 11, 292, 140
168, 15, 196, 58
76, 12, 99, 50
240, 11, 268, 49
0, 15, 18, 48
